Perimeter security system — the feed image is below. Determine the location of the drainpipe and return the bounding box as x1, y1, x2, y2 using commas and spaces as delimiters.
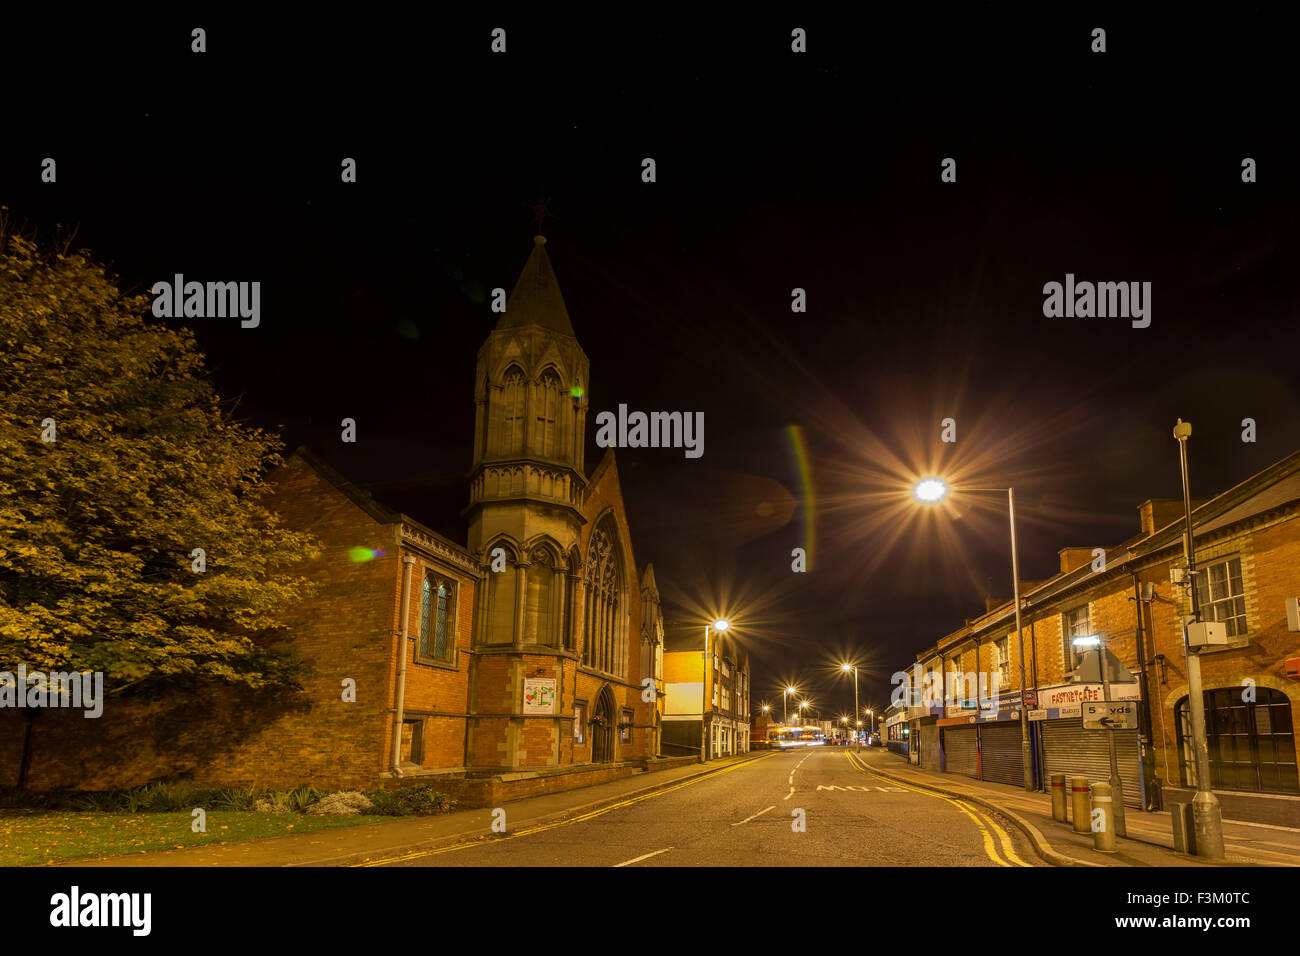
1132, 573, 1158, 809
391, 555, 417, 777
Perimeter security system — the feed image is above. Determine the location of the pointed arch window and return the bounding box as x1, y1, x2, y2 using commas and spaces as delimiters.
419, 572, 456, 663
484, 546, 517, 645
582, 520, 626, 677
525, 547, 558, 646
500, 367, 526, 455
533, 369, 561, 459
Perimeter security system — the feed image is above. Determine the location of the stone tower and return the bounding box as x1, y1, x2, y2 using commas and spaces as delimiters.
467, 235, 590, 650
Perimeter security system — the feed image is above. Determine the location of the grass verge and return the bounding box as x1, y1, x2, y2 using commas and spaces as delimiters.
0, 810, 392, 866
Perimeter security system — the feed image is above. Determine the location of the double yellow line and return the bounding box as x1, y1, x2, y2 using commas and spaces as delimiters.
353, 751, 781, 867
845, 751, 1032, 867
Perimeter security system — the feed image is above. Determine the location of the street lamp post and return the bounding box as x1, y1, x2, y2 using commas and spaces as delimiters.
1174, 418, 1225, 859
701, 619, 730, 763
915, 479, 1036, 791
1006, 488, 1036, 791
783, 685, 797, 726
841, 663, 860, 750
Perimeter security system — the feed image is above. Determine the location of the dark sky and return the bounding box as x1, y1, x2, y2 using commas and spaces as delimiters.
9, 12, 1300, 718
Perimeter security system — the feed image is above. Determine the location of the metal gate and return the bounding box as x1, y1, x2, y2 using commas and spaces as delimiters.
920, 721, 941, 771
1041, 718, 1141, 808
979, 721, 1025, 786
944, 725, 978, 778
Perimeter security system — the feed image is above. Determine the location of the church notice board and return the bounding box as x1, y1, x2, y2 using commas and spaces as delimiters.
523, 677, 557, 715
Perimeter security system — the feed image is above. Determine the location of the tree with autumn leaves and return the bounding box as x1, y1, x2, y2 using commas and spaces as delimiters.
0, 221, 318, 718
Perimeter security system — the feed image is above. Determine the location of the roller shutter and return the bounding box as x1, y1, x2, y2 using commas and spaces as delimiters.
919, 721, 941, 771
944, 725, 978, 778
1041, 718, 1142, 808
978, 722, 1025, 787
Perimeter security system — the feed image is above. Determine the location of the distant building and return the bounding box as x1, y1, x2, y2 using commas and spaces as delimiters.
661, 621, 750, 758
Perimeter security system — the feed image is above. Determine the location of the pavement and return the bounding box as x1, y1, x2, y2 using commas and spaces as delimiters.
855, 747, 1300, 867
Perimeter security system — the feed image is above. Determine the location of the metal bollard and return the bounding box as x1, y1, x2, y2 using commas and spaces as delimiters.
1070, 775, 1091, 833
1050, 773, 1067, 822
1170, 802, 1197, 855
1091, 782, 1116, 852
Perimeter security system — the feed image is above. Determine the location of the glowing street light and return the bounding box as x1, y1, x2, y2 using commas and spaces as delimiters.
913, 478, 948, 503
783, 685, 798, 724
841, 662, 861, 750
701, 617, 733, 763
910, 477, 1035, 791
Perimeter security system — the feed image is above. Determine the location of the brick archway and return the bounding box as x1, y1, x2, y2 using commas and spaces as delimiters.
592, 683, 617, 763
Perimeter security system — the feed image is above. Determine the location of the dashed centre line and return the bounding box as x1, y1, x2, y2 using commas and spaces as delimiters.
731, 805, 776, 826
613, 847, 672, 867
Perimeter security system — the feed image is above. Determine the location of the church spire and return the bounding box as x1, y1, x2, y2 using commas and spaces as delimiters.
495, 235, 576, 336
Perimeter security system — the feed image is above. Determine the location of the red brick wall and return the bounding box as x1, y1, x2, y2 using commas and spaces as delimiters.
386, 546, 477, 771
0, 454, 405, 791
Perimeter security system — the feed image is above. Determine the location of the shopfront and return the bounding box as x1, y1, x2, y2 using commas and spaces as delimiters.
1033, 681, 1143, 808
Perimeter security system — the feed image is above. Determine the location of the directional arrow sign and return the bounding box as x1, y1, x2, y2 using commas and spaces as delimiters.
1083, 701, 1137, 730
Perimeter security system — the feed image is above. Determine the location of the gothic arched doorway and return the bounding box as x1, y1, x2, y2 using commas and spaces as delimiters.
592, 683, 617, 763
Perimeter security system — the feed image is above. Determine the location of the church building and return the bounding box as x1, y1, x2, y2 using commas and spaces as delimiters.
1, 236, 672, 804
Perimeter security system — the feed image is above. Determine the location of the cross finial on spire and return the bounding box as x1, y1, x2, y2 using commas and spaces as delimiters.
529, 197, 552, 234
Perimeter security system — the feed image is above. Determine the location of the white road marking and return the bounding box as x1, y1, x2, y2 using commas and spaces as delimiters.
783, 788, 795, 801
731, 805, 776, 827
786, 750, 815, 788
613, 847, 673, 867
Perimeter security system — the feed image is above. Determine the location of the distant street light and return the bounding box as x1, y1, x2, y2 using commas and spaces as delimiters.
700, 618, 732, 764
841, 662, 861, 750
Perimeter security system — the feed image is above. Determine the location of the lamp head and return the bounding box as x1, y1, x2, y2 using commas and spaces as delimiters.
913, 478, 948, 503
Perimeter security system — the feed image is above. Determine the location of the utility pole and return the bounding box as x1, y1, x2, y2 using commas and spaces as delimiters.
1008, 489, 1035, 790
1174, 418, 1225, 859
700, 624, 712, 763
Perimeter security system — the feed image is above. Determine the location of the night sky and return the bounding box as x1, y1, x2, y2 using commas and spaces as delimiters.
9, 12, 1299, 718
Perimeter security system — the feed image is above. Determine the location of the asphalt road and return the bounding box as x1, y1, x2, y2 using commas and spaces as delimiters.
370, 747, 1043, 867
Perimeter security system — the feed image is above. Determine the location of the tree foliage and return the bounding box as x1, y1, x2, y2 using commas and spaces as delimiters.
0, 224, 318, 694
